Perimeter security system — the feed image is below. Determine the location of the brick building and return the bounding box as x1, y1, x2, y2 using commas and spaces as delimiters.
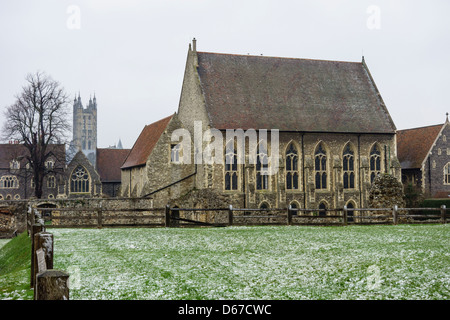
121, 40, 402, 210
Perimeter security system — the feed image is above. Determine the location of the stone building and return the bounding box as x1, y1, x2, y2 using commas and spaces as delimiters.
121, 40, 401, 210
397, 114, 450, 198
70, 93, 97, 166
0, 143, 66, 200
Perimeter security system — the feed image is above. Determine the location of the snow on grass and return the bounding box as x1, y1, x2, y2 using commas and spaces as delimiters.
45, 224, 450, 300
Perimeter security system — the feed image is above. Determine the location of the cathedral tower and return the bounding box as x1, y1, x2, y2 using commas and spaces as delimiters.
72, 93, 97, 166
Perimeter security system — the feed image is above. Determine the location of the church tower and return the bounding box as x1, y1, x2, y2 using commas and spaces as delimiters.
72, 93, 97, 166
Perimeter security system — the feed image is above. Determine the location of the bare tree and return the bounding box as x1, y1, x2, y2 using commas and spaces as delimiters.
2, 71, 70, 198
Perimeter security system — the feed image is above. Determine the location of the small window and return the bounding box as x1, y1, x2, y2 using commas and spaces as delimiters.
45, 160, 54, 169
171, 144, 182, 163
10, 160, 20, 170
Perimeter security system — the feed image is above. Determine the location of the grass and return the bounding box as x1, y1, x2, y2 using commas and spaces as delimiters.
0, 232, 34, 300
1, 224, 449, 300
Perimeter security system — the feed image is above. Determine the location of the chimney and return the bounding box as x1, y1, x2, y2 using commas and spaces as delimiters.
192, 38, 197, 52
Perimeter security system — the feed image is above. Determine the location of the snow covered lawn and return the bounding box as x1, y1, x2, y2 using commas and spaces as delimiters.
50, 224, 449, 300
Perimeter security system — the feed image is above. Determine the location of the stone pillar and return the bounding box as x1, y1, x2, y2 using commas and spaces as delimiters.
35, 270, 70, 300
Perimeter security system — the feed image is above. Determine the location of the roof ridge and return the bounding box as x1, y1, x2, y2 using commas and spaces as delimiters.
197, 51, 361, 64
397, 123, 444, 132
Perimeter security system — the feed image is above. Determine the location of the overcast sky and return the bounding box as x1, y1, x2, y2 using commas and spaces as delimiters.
0, 0, 449, 149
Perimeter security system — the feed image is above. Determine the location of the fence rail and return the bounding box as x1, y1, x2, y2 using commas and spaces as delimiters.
27, 203, 449, 229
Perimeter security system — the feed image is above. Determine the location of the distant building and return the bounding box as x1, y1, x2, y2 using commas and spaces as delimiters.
0, 143, 65, 200
70, 93, 97, 166
397, 114, 450, 198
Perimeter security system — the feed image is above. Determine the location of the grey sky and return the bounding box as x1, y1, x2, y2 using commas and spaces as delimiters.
0, 0, 449, 149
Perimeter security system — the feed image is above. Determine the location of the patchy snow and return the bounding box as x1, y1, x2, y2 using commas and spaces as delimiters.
42, 225, 450, 300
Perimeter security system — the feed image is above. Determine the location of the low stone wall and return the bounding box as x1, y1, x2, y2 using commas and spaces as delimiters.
0, 201, 28, 238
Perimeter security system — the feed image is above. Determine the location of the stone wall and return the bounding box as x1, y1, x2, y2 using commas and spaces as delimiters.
423, 122, 450, 197
0, 201, 28, 238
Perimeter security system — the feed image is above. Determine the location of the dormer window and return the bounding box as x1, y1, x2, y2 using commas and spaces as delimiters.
10, 160, 20, 170
45, 160, 54, 169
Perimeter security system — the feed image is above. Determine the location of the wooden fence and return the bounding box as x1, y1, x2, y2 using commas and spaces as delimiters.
29, 204, 449, 229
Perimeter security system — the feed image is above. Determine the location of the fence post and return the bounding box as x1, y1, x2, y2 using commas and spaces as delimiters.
441, 205, 447, 224
343, 205, 348, 226
35, 270, 70, 300
393, 205, 398, 225
97, 205, 103, 229
287, 205, 293, 226
30, 224, 44, 288
32, 231, 54, 290
165, 205, 171, 228
228, 205, 233, 226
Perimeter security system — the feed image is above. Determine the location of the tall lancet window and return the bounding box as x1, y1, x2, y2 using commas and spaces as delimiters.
370, 144, 381, 183
286, 143, 299, 190
224, 140, 238, 190
315, 143, 327, 190
256, 143, 269, 190
343, 144, 355, 189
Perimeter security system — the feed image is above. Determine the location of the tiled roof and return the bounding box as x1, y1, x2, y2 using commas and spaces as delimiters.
96, 148, 131, 182
196, 52, 396, 133
0, 144, 28, 168
0, 143, 65, 168
396, 124, 443, 169
121, 115, 173, 169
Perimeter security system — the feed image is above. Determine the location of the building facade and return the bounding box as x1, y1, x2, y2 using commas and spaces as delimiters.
121, 40, 402, 210
0, 143, 66, 200
397, 115, 450, 198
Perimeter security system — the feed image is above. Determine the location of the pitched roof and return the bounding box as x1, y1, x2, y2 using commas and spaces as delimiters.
0, 144, 28, 168
121, 115, 173, 169
96, 148, 131, 182
0, 143, 65, 168
196, 52, 396, 133
396, 124, 443, 169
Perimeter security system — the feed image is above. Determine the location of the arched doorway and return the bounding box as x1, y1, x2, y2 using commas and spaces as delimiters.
346, 201, 355, 223
318, 202, 327, 217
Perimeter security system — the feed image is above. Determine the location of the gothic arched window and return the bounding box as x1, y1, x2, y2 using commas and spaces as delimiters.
444, 162, 450, 185
315, 143, 327, 189
0, 176, 19, 189
70, 165, 90, 193
370, 144, 381, 183
224, 140, 238, 190
343, 144, 355, 189
256, 143, 269, 190
286, 143, 299, 190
